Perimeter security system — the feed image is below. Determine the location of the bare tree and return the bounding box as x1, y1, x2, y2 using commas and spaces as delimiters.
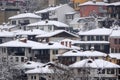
45, 61, 74, 80
0, 56, 24, 80
23, 0, 48, 12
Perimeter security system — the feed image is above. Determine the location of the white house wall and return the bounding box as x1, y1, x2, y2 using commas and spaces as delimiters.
56, 5, 75, 23
73, 68, 118, 79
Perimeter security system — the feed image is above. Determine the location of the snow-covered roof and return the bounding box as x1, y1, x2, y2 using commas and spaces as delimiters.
27, 20, 69, 27
110, 30, 120, 38
78, 28, 112, 35
15, 29, 47, 35
109, 53, 120, 59
108, 2, 120, 6
25, 66, 54, 74
0, 24, 16, 29
69, 59, 120, 68
58, 50, 107, 57
72, 41, 109, 44
21, 61, 44, 69
79, 1, 108, 6
0, 31, 15, 37
36, 30, 78, 38
32, 42, 70, 49
9, 13, 41, 19
35, 4, 65, 14
0, 39, 42, 48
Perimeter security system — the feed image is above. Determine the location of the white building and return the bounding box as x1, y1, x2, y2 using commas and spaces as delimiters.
36, 30, 79, 43
32, 42, 71, 63
74, 28, 113, 53
27, 20, 69, 32
25, 62, 70, 80
35, 4, 77, 24
25, 65, 54, 80
14, 29, 47, 41
58, 49, 107, 65
69, 59, 120, 80
9, 13, 41, 30
0, 38, 43, 64
0, 31, 15, 43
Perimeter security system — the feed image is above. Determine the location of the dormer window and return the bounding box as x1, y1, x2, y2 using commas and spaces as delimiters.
72, 50, 77, 53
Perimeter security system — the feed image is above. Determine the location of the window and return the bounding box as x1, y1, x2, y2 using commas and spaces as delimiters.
119, 39, 120, 44
66, 15, 73, 19
49, 11, 55, 16
21, 57, 24, 62
53, 50, 58, 55
119, 48, 120, 53
87, 36, 90, 41
8, 47, 25, 56
111, 48, 114, 53
31, 76, 33, 79
91, 36, 94, 40
10, 57, 13, 62
34, 76, 36, 79
12, 21, 16, 25
105, 36, 108, 41
102, 69, 105, 74
2, 48, 6, 53
48, 26, 52, 31
107, 69, 115, 74
114, 39, 117, 44
24, 20, 29, 23
0, 39, 2, 43
39, 27, 44, 30
115, 48, 118, 53
31, 75, 36, 80
96, 36, 100, 41
35, 49, 50, 63
100, 36, 104, 41
16, 57, 19, 62
28, 48, 31, 53
2, 57, 6, 62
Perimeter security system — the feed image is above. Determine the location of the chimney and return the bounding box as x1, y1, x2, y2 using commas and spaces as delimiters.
19, 38, 27, 43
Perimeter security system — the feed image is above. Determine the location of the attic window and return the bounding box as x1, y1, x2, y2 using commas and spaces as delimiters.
26, 62, 31, 65
45, 20, 48, 23
72, 50, 77, 53
87, 60, 92, 63
48, 43, 53, 45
